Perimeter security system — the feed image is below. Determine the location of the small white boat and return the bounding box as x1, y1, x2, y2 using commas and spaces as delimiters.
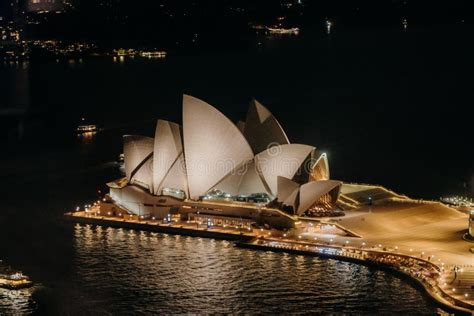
267, 27, 299, 35
76, 124, 98, 133
0, 264, 33, 290
76, 117, 98, 134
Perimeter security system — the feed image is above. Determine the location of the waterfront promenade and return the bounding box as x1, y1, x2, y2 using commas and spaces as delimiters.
297, 199, 474, 312
65, 201, 474, 314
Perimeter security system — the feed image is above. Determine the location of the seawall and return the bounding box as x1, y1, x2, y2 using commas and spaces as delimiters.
64, 212, 474, 314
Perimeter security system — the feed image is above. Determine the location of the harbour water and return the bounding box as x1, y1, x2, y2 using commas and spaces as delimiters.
3, 224, 441, 314
0, 25, 472, 314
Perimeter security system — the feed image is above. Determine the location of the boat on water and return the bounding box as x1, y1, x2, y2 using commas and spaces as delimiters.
76, 117, 98, 135
0, 265, 33, 290
266, 27, 299, 35
76, 124, 98, 133
139, 51, 166, 59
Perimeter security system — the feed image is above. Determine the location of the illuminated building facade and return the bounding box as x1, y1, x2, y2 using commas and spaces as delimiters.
27, 0, 64, 13
106, 95, 342, 228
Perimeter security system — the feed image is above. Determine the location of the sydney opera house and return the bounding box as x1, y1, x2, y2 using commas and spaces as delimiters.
104, 95, 342, 229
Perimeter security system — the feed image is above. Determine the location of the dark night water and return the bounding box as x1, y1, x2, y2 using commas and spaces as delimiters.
0, 25, 472, 314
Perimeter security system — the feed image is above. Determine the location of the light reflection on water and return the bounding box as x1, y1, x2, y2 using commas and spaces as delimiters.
0, 223, 442, 314
0, 286, 39, 314
60, 224, 439, 314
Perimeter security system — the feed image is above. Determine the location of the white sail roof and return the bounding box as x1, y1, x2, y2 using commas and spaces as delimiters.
243, 99, 290, 155
123, 135, 154, 182
236, 120, 246, 134
158, 153, 188, 195
211, 165, 246, 196
297, 180, 342, 215
255, 144, 315, 196
277, 176, 300, 203
284, 188, 300, 211
238, 160, 269, 195
212, 159, 269, 196
310, 152, 330, 181
182, 94, 254, 199
130, 155, 153, 192
152, 119, 184, 195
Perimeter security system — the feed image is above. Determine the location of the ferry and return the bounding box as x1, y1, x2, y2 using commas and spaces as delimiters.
267, 27, 299, 35
139, 51, 167, 59
76, 117, 98, 134
76, 124, 98, 133
0, 268, 33, 290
